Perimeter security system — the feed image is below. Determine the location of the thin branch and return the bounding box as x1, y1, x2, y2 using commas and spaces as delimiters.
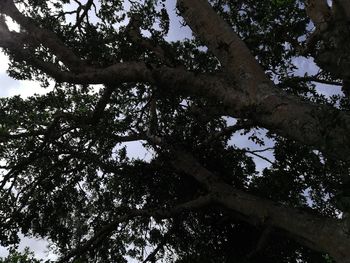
148, 94, 158, 137
248, 147, 274, 153
244, 150, 274, 165
70, 0, 94, 32
142, 228, 173, 263
90, 84, 116, 124
283, 76, 342, 87
201, 120, 254, 146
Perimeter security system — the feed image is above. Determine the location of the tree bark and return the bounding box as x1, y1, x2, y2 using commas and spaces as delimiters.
172, 150, 350, 263
176, 0, 350, 163
2, 0, 350, 163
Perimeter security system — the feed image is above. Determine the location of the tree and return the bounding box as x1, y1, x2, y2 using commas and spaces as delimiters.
0, 0, 350, 262
0, 247, 44, 263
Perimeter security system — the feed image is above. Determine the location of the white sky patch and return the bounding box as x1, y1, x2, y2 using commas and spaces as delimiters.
315, 83, 342, 97
165, 0, 192, 41
124, 141, 154, 161
18, 234, 57, 261
292, 56, 319, 76
0, 52, 9, 72
0, 51, 53, 98
0, 234, 56, 261
4, 16, 20, 32
4, 79, 53, 98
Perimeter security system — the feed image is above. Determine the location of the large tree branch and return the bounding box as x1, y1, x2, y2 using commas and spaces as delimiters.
172, 149, 350, 263
175, 0, 350, 163
332, 0, 350, 22
4, 30, 350, 165
177, 0, 268, 91
2, 0, 350, 164
0, 0, 88, 72
305, 0, 331, 30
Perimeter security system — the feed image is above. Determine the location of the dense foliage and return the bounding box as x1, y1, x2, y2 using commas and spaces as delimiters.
0, 248, 43, 263
0, 0, 349, 262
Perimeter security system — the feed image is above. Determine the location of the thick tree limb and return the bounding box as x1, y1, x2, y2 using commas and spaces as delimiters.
172, 149, 350, 263
305, 0, 331, 30
2, 0, 350, 163
175, 0, 350, 162
0, 0, 88, 72
332, 0, 350, 21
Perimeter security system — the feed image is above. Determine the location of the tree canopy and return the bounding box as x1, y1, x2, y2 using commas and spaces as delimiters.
0, 0, 350, 262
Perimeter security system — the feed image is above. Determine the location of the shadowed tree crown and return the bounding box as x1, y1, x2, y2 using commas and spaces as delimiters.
1, 0, 350, 262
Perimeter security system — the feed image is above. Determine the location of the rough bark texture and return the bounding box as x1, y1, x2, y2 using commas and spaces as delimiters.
1, 0, 350, 162
177, 0, 350, 162
172, 149, 350, 263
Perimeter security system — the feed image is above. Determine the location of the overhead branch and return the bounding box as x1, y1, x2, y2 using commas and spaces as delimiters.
305, 0, 331, 30
282, 75, 343, 87
332, 0, 350, 22
147, 95, 158, 137
90, 84, 116, 124
175, 0, 350, 163
0, 0, 88, 72
2, 0, 350, 164
171, 149, 350, 262
142, 228, 173, 263
246, 226, 273, 259
176, 0, 269, 91
244, 150, 274, 165
70, 0, 94, 32
126, 14, 174, 66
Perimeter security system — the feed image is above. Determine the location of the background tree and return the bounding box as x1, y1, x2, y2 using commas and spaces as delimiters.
0, 248, 43, 263
0, 0, 350, 262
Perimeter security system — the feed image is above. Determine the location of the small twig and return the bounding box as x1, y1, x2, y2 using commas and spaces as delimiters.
244, 150, 274, 165
201, 120, 254, 146
282, 75, 342, 87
